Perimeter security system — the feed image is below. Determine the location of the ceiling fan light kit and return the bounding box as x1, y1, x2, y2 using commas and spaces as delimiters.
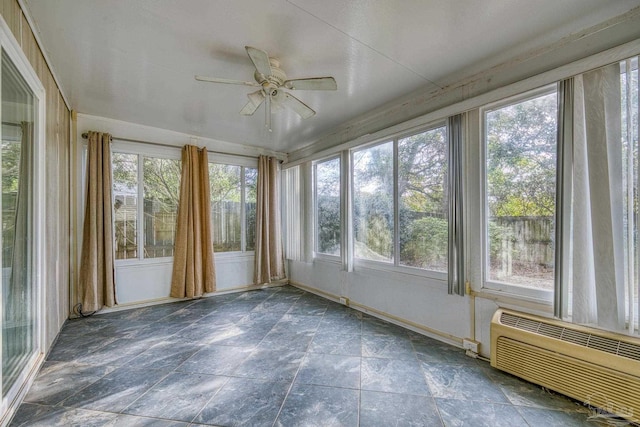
196, 46, 337, 131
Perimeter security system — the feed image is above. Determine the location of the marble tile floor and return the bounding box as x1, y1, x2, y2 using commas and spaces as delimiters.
9, 285, 631, 426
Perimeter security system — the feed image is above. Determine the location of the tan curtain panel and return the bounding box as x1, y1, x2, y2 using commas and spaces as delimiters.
170, 145, 215, 298
254, 155, 285, 284
79, 131, 116, 312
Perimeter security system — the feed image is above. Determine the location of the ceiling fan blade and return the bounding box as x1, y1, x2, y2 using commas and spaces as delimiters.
284, 77, 337, 91
239, 90, 265, 116
245, 46, 272, 78
195, 75, 260, 87
274, 91, 316, 119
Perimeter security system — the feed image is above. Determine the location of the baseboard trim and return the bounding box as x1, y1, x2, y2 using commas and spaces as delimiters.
289, 280, 464, 348
89, 280, 289, 316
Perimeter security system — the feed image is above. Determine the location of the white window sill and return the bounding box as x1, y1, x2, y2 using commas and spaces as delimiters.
354, 258, 447, 284
477, 284, 554, 310
115, 251, 255, 267
482, 279, 554, 304
313, 254, 341, 264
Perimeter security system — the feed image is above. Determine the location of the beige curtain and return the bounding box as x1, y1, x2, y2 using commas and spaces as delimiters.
254, 155, 285, 284
170, 145, 215, 298
79, 131, 116, 313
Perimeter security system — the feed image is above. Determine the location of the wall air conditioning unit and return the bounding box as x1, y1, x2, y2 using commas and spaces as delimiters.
491, 308, 640, 423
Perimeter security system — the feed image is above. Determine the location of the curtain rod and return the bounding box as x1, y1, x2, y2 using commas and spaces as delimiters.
81, 132, 260, 160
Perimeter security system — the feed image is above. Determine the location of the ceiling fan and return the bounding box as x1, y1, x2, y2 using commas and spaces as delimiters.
196, 46, 337, 131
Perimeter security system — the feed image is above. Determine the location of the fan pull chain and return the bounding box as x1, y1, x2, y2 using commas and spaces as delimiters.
265, 90, 272, 132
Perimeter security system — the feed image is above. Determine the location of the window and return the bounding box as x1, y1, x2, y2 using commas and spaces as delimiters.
484, 88, 558, 291
353, 141, 394, 262
113, 153, 139, 259
112, 152, 180, 260
1, 50, 40, 397
209, 163, 256, 253
315, 157, 341, 256
398, 127, 448, 271
351, 125, 448, 273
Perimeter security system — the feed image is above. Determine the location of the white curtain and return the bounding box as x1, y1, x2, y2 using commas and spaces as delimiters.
571, 64, 626, 331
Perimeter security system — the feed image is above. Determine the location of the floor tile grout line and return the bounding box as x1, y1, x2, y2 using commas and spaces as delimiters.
188, 374, 233, 425
270, 308, 324, 427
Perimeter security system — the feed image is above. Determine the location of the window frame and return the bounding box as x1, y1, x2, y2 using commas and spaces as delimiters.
208, 154, 258, 258
313, 154, 342, 261
349, 121, 449, 281
480, 84, 559, 301
111, 141, 181, 265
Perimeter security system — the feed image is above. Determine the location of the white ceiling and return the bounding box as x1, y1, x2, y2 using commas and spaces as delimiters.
23, 0, 640, 153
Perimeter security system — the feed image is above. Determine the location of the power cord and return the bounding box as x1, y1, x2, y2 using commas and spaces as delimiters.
73, 303, 96, 318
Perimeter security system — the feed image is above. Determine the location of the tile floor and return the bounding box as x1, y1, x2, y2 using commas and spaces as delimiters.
9, 285, 629, 426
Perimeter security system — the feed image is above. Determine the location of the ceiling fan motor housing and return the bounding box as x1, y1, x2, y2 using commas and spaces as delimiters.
255, 58, 287, 89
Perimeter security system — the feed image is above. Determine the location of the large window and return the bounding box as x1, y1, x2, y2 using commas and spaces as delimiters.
351, 125, 448, 272
315, 157, 341, 256
484, 88, 558, 290
209, 163, 256, 253
112, 152, 180, 260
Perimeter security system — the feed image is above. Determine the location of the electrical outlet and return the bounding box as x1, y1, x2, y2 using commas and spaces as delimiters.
339, 297, 349, 306
463, 338, 480, 353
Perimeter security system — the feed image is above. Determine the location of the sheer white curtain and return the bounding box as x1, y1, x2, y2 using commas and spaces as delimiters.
570, 63, 629, 332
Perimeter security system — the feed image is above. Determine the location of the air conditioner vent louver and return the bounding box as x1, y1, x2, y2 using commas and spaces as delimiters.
561, 328, 590, 347
498, 312, 640, 361
619, 341, 640, 361
501, 313, 519, 327
537, 323, 563, 339
588, 335, 621, 354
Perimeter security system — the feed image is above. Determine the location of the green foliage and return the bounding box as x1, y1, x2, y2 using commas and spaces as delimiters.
2, 141, 21, 193
365, 215, 393, 259
486, 93, 557, 217
209, 163, 241, 205
400, 216, 447, 269
143, 157, 181, 209
317, 194, 340, 254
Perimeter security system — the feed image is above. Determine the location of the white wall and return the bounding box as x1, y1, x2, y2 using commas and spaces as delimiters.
290, 260, 469, 347
75, 114, 283, 307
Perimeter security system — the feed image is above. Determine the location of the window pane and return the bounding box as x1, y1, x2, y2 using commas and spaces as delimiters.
485, 91, 558, 289
210, 164, 242, 252
143, 157, 180, 258
113, 153, 138, 259
316, 157, 341, 255
353, 141, 394, 262
398, 127, 448, 271
245, 167, 257, 252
